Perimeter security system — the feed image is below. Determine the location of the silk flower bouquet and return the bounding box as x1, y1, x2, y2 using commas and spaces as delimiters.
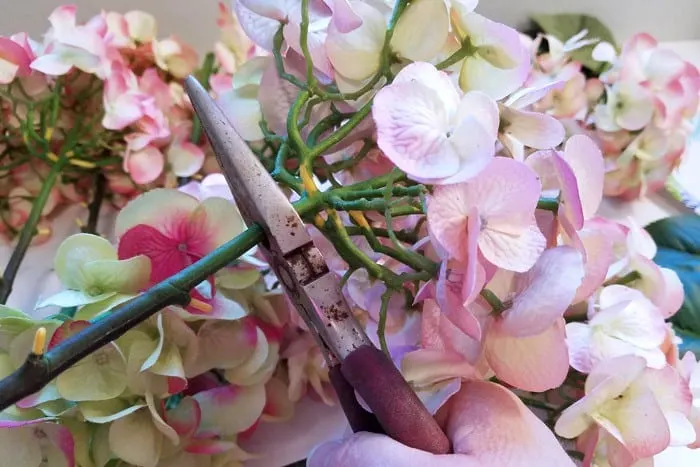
0, 1, 699, 466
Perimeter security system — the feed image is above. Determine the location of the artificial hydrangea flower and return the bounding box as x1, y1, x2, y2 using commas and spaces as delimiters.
373, 62, 499, 185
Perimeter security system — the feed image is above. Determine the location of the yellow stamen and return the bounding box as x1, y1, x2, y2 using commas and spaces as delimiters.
32, 327, 47, 356
64, 151, 74, 158
44, 127, 54, 141
68, 159, 96, 169
47, 152, 59, 162
75, 218, 85, 228
300, 164, 318, 194
313, 214, 325, 229
37, 228, 51, 236
190, 298, 213, 313
349, 211, 370, 229
79, 202, 89, 208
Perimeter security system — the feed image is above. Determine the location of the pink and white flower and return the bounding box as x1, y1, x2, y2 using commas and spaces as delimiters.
427, 156, 546, 273
566, 285, 669, 373
480, 246, 584, 391
31, 5, 113, 78
556, 355, 694, 463
373, 62, 499, 185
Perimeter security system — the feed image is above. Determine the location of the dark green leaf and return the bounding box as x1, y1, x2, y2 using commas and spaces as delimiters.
646, 215, 700, 334
531, 13, 616, 74
645, 215, 700, 254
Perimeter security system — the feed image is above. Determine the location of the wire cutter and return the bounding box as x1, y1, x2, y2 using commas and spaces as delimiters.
184, 76, 450, 455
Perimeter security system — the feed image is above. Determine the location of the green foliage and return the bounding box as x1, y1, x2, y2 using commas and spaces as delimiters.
531, 13, 617, 74
646, 215, 700, 338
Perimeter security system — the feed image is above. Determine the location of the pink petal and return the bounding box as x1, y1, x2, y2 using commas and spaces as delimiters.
485, 318, 569, 391
257, 57, 297, 136
124, 146, 165, 184
565, 322, 594, 373
308, 381, 574, 467
234, 0, 281, 50
114, 188, 199, 238
561, 135, 605, 219
102, 95, 144, 130
117, 224, 185, 284
500, 246, 584, 336
617, 84, 654, 131
593, 285, 667, 348
572, 227, 614, 304
658, 268, 684, 319
500, 106, 565, 150
192, 384, 266, 437
0, 37, 31, 80
167, 142, 205, 177
427, 157, 541, 263
327, 0, 362, 33
284, 21, 334, 79
164, 397, 201, 437
401, 348, 476, 386
479, 221, 546, 273
373, 77, 461, 182
30, 53, 73, 75
526, 150, 584, 231
262, 376, 295, 422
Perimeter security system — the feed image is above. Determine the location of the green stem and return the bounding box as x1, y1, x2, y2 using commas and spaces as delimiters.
436, 37, 477, 70
0, 157, 68, 304
480, 289, 506, 313
308, 103, 372, 159
0, 196, 322, 410
537, 196, 560, 213
604, 270, 641, 287
377, 288, 393, 355
190, 53, 216, 144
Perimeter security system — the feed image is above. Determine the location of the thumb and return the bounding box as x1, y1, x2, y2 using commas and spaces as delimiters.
307, 432, 478, 467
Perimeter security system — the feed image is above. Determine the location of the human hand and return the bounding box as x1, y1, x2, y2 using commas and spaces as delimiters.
307, 381, 575, 467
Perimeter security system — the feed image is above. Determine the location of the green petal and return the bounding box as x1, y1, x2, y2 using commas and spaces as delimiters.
0, 352, 13, 379
62, 419, 95, 467
75, 294, 134, 322
37, 290, 116, 309
83, 256, 152, 295
146, 392, 179, 446
92, 423, 115, 467
0, 425, 42, 465
56, 343, 127, 401
0, 305, 31, 319
35, 399, 75, 417
79, 399, 146, 423
216, 269, 261, 291
0, 307, 44, 351
108, 407, 163, 467
54, 234, 118, 290
126, 340, 169, 396
141, 313, 165, 371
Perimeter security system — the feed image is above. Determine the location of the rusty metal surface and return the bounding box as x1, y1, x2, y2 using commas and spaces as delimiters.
184, 76, 371, 361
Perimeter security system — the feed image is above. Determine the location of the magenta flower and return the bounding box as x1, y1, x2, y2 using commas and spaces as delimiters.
115, 189, 248, 320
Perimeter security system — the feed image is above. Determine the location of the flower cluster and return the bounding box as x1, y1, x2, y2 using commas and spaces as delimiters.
1, 1, 699, 466
0, 3, 256, 243
528, 31, 700, 200
0, 184, 331, 466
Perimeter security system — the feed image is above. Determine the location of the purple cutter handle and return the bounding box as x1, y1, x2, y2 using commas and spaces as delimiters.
328, 365, 384, 434
340, 345, 451, 455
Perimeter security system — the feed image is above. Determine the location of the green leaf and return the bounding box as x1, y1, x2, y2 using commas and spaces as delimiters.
531, 13, 616, 73
646, 215, 700, 334
645, 215, 700, 254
